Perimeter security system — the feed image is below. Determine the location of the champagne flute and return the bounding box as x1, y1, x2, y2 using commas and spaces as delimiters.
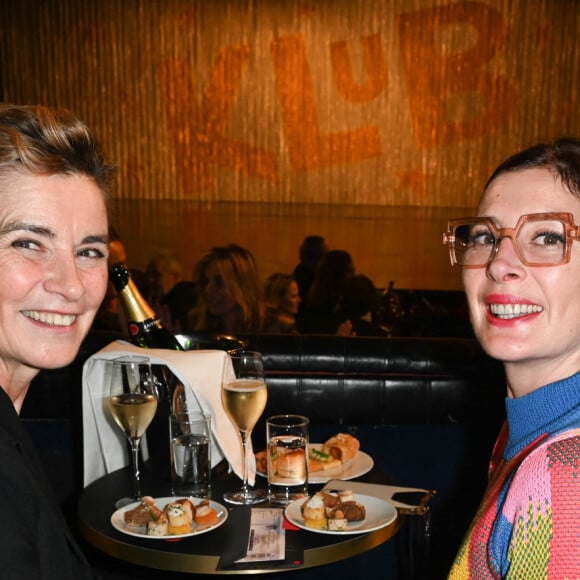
108, 355, 158, 503
222, 351, 268, 505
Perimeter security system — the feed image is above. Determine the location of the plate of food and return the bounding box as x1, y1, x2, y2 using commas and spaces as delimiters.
284, 490, 397, 535
111, 496, 228, 539
256, 433, 374, 484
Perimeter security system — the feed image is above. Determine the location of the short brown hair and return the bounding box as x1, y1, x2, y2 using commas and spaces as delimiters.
0, 103, 114, 194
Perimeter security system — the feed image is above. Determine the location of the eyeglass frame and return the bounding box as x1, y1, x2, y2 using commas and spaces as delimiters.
442, 211, 580, 268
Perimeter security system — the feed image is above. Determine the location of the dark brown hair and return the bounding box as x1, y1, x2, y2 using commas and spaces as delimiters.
485, 138, 580, 198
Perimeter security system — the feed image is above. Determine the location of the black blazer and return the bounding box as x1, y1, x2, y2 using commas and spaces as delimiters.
0, 388, 94, 580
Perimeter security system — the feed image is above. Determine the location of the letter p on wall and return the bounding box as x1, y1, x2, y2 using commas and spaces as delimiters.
398, 2, 516, 148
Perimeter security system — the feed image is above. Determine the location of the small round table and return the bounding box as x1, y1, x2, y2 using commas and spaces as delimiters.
78, 467, 403, 575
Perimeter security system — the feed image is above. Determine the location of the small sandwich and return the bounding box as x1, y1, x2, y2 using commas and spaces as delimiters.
147, 512, 169, 536
277, 449, 307, 478
194, 500, 219, 526
336, 501, 366, 522
308, 447, 342, 472
301, 493, 327, 529
124, 496, 162, 528
327, 495, 365, 529
327, 508, 348, 531
338, 490, 356, 503
320, 491, 341, 516
173, 498, 195, 521
165, 502, 193, 535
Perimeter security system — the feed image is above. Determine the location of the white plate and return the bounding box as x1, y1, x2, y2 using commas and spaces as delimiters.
284, 493, 397, 535
257, 444, 374, 484
111, 497, 228, 539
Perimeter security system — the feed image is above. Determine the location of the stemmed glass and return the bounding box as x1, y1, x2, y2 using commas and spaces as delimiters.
221, 351, 268, 505
108, 355, 158, 503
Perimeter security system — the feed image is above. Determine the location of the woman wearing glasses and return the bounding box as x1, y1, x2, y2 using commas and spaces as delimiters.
443, 139, 580, 579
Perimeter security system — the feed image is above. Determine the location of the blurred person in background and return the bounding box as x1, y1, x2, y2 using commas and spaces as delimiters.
292, 235, 327, 306
335, 274, 389, 337
188, 244, 271, 335
0, 103, 113, 578
297, 249, 355, 334
145, 251, 184, 309
262, 273, 301, 334
160, 279, 198, 332
107, 227, 127, 266
145, 251, 189, 331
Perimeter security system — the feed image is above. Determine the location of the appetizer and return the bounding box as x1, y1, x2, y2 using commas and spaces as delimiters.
257, 432, 360, 475
124, 495, 163, 528
164, 501, 193, 535
123, 496, 219, 536
300, 490, 366, 530
275, 448, 307, 479
307, 447, 341, 472
321, 433, 360, 462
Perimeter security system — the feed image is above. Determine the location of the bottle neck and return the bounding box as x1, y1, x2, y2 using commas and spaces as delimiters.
118, 277, 157, 322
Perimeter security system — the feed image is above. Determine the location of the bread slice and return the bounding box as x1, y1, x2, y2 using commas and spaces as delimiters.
309, 456, 342, 472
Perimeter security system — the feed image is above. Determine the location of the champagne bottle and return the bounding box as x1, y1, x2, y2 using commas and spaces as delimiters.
109, 262, 183, 351
109, 262, 184, 478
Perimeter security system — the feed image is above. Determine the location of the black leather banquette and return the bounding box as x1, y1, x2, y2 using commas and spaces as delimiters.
23, 330, 507, 579
239, 333, 505, 427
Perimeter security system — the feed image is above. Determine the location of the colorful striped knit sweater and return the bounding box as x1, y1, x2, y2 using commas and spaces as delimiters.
448, 372, 580, 579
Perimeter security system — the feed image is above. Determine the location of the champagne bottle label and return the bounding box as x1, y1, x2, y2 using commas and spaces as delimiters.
128, 317, 164, 339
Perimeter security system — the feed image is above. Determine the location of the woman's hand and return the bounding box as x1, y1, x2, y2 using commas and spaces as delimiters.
336, 320, 356, 336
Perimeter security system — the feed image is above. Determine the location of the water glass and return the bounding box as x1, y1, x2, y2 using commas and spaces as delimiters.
170, 411, 211, 498
267, 414, 309, 505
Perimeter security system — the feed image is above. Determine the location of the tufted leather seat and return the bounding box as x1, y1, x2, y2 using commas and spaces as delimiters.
25, 330, 507, 579
235, 334, 506, 428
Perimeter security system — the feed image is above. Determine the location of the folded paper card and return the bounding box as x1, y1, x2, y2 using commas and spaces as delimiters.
82, 340, 255, 487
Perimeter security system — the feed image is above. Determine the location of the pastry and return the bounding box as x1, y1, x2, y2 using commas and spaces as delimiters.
301, 493, 327, 529
321, 433, 360, 462
327, 510, 348, 531
338, 490, 356, 503
308, 447, 341, 472
173, 498, 195, 522
124, 496, 162, 527
277, 449, 307, 478
147, 513, 168, 536
334, 501, 366, 521
299, 490, 366, 530
255, 450, 268, 474
165, 502, 193, 535
194, 501, 219, 526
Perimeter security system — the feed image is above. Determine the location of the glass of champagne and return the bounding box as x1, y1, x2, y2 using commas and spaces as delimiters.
222, 351, 268, 505
108, 355, 158, 502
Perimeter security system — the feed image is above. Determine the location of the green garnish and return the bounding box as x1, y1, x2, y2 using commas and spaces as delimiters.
309, 448, 332, 461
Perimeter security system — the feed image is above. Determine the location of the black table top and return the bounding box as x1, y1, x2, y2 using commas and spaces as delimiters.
78, 464, 403, 575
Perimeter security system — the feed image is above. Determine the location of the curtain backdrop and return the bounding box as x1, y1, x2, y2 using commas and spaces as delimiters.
1, 0, 579, 289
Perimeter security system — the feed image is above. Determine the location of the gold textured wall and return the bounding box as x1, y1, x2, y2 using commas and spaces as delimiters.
1, 0, 579, 289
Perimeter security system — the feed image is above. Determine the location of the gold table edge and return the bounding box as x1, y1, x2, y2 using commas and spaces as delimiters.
79, 514, 404, 574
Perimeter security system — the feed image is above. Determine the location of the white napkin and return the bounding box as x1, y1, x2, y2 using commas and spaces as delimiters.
82, 340, 254, 487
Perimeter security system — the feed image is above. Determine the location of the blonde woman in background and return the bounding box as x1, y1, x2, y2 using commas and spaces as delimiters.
188, 244, 270, 335
263, 273, 301, 334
